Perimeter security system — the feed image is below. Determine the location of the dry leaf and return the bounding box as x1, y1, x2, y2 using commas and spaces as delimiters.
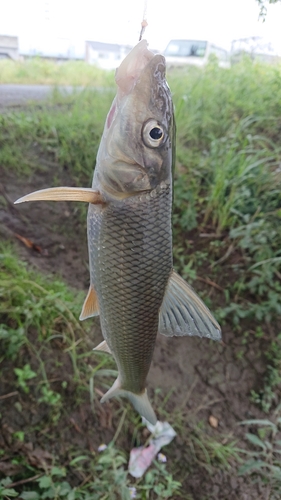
15, 233, 48, 255
209, 415, 219, 428
69, 418, 82, 434
27, 448, 53, 469
0, 461, 24, 476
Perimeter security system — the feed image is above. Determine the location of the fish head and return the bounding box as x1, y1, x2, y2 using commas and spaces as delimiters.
94, 40, 175, 198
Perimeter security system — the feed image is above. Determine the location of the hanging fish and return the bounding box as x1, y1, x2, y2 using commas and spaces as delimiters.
15, 40, 221, 425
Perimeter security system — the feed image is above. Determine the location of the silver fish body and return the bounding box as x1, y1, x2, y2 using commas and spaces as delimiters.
15, 40, 221, 425
86, 42, 175, 423
88, 184, 172, 391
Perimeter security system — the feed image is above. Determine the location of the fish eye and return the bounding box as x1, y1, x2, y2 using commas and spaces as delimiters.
150, 127, 163, 140
142, 119, 166, 148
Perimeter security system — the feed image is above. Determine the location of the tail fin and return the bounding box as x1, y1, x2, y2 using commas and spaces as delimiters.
100, 377, 157, 425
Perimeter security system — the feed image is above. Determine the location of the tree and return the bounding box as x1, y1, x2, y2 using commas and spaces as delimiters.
257, 0, 281, 19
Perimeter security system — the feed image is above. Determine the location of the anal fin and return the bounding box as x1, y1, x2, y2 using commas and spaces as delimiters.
93, 340, 112, 355
159, 270, 221, 341
79, 285, 99, 320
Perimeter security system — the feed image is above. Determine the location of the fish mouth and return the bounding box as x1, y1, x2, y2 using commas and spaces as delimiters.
115, 40, 155, 96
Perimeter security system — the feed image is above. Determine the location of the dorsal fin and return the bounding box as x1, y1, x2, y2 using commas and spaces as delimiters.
159, 270, 221, 341
79, 285, 99, 320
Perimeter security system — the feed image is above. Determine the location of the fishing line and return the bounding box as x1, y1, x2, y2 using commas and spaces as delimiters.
139, 0, 148, 41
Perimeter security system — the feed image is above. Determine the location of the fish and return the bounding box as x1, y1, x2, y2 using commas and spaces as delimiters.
15, 40, 221, 425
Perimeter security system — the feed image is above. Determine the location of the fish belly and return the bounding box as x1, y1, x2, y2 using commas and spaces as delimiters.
87, 186, 172, 394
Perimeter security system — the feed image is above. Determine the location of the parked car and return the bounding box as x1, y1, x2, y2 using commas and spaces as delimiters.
164, 39, 230, 68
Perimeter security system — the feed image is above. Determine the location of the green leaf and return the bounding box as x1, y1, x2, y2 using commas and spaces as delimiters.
37, 475, 52, 489
239, 419, 276, 428
41, 489, 55, 499
245, 433, 266, 449
20, 492, 40, 500
59, 482, 72, 495
1, 478, 14, 487
67, 491, 76, 500
272, 469, 281, 480
1, 489, 19, 497
51, 466, 66, 477
238, 459, 269, 475
69, 455, 88, 466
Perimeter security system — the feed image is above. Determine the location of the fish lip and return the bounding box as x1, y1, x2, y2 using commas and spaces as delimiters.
115, 40, 154, 96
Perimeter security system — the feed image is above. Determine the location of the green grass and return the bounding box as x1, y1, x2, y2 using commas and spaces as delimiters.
251, 334, 281, 412
0, 88, 115, 181
0, 244, 184, 499
1, 56, 281, 497
170, 60, 281, 231
0, 243, 87, 359
0, 243, 238, 498
238, 412, 281, 499
169, 61, 281, 325
0, 58, 114, 86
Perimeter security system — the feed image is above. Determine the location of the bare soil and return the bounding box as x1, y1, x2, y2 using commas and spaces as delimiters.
0, 154, 271, 499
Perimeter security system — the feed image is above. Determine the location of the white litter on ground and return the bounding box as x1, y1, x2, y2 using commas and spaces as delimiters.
128, 419, 176, 478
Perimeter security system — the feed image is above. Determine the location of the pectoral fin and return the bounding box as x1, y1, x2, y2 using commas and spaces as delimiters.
79, 285, 99, 320
159, 270, 221, 341
93, 340, 112, 355
14, 187, 105, 205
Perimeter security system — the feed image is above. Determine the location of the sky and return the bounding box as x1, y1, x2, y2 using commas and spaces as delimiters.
1, 0, 281, 57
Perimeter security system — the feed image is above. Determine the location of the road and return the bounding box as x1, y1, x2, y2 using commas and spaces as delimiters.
0, 84, 73, 108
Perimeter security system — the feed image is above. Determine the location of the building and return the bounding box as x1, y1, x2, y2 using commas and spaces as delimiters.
0, 35, 19, 60
19, 37, 84, 61
85, 40, 132, 69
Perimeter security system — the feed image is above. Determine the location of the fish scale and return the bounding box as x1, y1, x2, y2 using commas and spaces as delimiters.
88, 185, 172, 394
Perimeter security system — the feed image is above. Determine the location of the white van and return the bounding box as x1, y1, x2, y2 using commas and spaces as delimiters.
164, 39, 230, 68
